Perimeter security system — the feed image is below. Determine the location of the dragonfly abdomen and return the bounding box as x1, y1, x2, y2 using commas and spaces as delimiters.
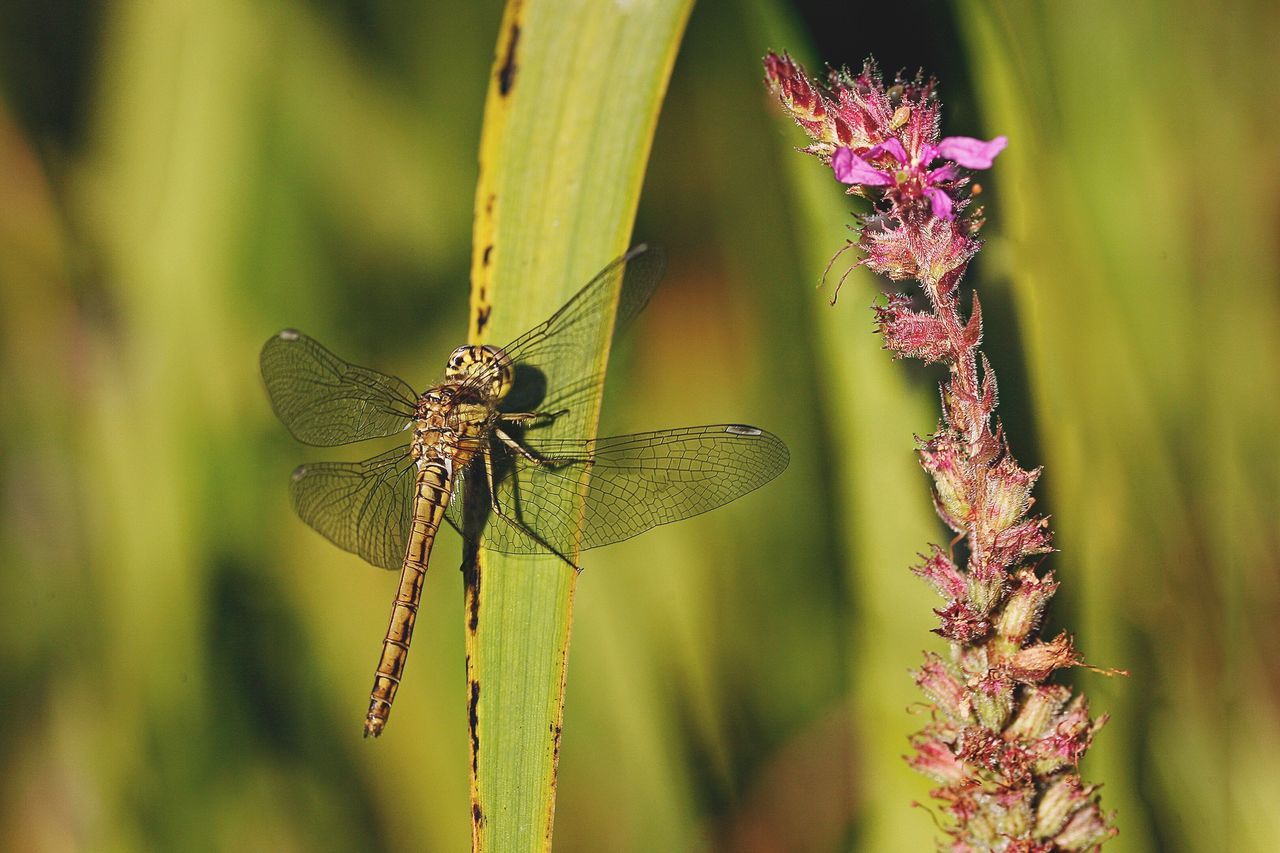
364, 458, 453, 738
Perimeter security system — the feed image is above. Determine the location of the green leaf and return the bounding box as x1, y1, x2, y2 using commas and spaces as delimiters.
463, 2, 693, 849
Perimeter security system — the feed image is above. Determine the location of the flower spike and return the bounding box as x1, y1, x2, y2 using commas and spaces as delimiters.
765, 50, 1118, 849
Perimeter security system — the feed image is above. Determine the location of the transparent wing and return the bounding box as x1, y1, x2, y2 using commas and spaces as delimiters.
446, 424, 788, 555
288, 446, 418, 569
496, 245, 666, 416
261, 329, 418, 446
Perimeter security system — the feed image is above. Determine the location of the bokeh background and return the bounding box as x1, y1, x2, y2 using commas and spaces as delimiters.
2, 1, 1277, 850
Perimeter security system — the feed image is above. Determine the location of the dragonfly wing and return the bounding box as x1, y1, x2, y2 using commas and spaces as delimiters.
261, 329, 419, 446
496, 245, 666, 416
469, 424, 788, 555
288, 446, 417, 569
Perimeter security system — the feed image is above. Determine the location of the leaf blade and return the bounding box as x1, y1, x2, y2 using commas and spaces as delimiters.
463, 3, 694, 850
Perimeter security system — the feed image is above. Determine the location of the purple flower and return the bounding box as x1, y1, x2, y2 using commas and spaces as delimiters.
832, 134, 1007, 220
936, 135, 1008, 169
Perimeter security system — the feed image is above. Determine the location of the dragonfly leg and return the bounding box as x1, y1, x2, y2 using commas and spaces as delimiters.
481, 447, 582, 572
499, 408, 569, 425
492, 427, 590, 468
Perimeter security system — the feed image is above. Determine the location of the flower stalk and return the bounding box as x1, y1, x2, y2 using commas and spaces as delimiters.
765, 52, 1118, 850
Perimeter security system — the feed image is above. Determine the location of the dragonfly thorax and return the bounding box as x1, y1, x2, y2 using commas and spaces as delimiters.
411, 346, 512, 465
410, 386, 491, 467
443, 344, 513, 403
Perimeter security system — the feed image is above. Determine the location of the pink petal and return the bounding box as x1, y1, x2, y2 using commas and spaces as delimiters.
832, 147, 893, 186
936, 135, 1008, 169
928, 164, 959, 183
868, 137, 909, 164
926, 187, 955, 220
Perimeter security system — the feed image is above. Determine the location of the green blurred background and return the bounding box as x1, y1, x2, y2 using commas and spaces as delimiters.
2, 1, 1277, 850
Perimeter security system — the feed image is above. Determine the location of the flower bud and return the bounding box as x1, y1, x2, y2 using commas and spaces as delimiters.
994, 570, 1059, 645
912, 545, 966, 600
919, 433, 974, 531
907, 731, 965, 784
978, 516, 1053, 577
1053, 797, 1118, 849
914, 653, 971, 721
1033, 775, 1091, 838
966, 573, 1006, 614
934, 600, 991, 643
981, 458, 1038, 535
971, 672, 1013, 730
873, 295, 955, 363
1005, 684, 1071, 742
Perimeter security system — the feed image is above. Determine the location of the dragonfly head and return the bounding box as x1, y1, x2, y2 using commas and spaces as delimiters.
444, 344, 514, 402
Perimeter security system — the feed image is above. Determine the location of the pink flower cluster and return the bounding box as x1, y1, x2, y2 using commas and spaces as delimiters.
833, 135, 1005, 221
764, 53, 1005, 297
766, 51, 1118, 850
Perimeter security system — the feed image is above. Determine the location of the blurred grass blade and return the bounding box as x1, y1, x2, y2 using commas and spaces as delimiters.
464, 1, 693, 849
960, 3, 1280, 850
736, 2, 946, 848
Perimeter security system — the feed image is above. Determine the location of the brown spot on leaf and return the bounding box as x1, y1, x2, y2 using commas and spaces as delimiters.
467, 567, 482, 633
468, 679, 481, 775
472, 802, 485, 827
498, 23, 521, 96
482, 244, 493, 267
475, 305, 492, 335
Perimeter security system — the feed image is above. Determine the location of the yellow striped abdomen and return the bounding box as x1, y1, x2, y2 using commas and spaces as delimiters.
363, 458, 452, 737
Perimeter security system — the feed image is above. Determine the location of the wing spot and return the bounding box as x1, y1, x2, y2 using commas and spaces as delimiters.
725, 424, 762, 436
279, 329, 300, 341
291, 465, 308, 481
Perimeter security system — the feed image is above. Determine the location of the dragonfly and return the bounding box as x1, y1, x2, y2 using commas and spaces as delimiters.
260, 245, 788, 737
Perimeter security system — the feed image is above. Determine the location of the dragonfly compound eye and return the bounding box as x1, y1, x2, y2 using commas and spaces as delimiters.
444, 344, 514, 401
